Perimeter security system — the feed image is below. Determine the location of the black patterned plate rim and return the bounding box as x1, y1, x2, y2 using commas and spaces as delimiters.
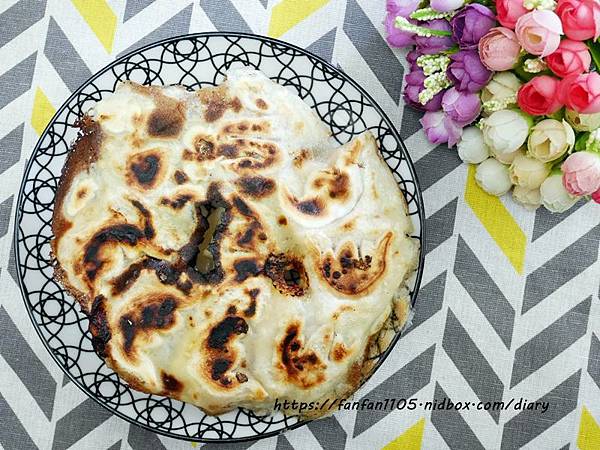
14, 31, 426, 443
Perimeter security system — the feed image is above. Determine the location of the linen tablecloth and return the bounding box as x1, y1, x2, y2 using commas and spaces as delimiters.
1, 1, 599, 449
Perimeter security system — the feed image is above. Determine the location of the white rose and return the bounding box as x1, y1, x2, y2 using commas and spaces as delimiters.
540, 173, 579, 213
481, 109, 530, 155
509, 153, 551, 189
527, 119, 575, 162
512, 185, 541, 210
457, 127, 490, 164
475, 158, 512, 196
564, 109, 600, 132
493, 146, 523, 165
480, 72, 521, 104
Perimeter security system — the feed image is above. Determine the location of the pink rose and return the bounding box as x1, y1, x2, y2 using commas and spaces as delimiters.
515, 10, 563, 57
556, 0, 600, 41
592, 186, 600, 203
478, 27, 521, 71
546, 39, 591, 78
496, 0, 528, 29
562, 151, 600, 196
559, 72, 600, 114
517, 76, 563, 116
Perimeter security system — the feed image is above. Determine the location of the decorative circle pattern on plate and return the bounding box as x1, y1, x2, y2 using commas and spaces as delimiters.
14, 32, 425, 443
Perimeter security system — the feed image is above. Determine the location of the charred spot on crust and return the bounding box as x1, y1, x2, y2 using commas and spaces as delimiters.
293, 149, 311, 168
131, 199, 154, 239
236, 372, 248, 383
76, 187, 88, 199
174, 170, 188, 184
205, 315, 248, 387
236, 221, 262, 248
84, 224, 144, 281
279, 323, 325, 388
295, 198, 323, 216
233, 258, 262, 282
193, 136, 216, 160
147, 103, 184, 137
161, 194, 192, 210
232, 196, 254, 217
111, 261, 143, 295
218, 143, 238, 158
233, 142, 279, 171
129, 152, 161, 188
89, 295, 111, 357
264, 253, 309, 297
120, 296, 179, 354
198, 86, 242, 123
211, 358, 233, 383
256, 98, 268, 110
244, 299, 256, 318
208, 316, 248, 350
236, 176, 275, 198
320, 234, 392, 296
278, 216, 287, 226
161, 372, 183, 393
243, 288, 259, 317
178, 184, 232, 285
120, 316, 136, 354
331, 343, 348, 362
327, 171, 350, 200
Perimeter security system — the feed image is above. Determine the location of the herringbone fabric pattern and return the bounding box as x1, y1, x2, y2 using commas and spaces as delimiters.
0, 1, 599, 449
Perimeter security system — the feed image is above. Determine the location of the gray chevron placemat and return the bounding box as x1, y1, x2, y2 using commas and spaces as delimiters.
1, 1, 599, 449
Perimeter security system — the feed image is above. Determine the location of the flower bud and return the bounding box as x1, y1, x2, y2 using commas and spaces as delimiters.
476, 158, 513, 196
564, 109, 600, 132
492, 146, 523, 165
527, 119, 575, 162
481, 72, 521, 104
481, 109, 530, 155
540, 173, 579, 212
512, 185, 541, 210
561, 150, 600, 195
509, 153, 551, 189
457, 127, 490, 164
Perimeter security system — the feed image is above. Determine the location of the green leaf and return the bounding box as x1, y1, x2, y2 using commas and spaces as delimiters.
587, 39, 600, 71
575, 132, 590, 151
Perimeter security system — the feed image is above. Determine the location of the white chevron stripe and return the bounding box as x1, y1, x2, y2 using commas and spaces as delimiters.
0, 356, 54, 448
114, 1, 192, 55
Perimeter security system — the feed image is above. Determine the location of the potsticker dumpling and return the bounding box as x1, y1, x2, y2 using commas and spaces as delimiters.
51, 68, 419, 416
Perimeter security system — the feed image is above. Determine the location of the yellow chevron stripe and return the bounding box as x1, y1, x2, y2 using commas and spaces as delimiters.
382, 418, 425, 450
268, 0, 330, 38
31, 88, 56, 136
465, 165, 526, 274
578, 407, 600, 450
71, 0, 117, 53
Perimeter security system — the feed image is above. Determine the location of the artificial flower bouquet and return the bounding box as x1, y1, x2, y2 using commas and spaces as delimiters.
385, 0, 600, 212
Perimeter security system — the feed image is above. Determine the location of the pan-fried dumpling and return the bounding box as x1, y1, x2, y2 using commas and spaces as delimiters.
51, 68, 419, 416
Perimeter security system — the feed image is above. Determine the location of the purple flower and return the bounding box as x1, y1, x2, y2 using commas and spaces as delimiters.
448, 50, 492, 93
415, 19, 455, 54
451, 4, 496, 49
420, 111, 463, 146
406, 49, 422, 70
430, 0, 465, 12
441, 87, 481, 125
387, 0, 421, 17
404, 68, 445, 111
385, 13, 415, 48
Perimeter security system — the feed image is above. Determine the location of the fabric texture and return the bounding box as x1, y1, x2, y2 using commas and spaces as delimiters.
0, 0, 599, 449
